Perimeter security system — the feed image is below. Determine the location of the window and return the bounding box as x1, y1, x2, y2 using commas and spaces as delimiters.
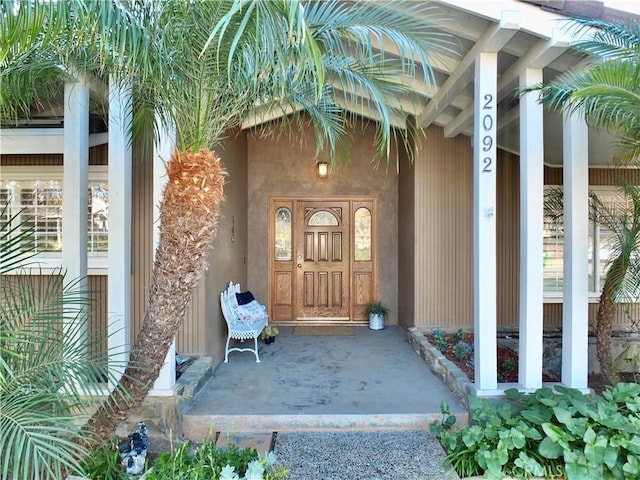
0, 166, 108, 269
354, 207, 371, 261
308, 210, 339, 226
543, 186, 623, 298
274, 207, 292, 261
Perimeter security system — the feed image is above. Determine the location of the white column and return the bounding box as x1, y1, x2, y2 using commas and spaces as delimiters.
63, 78, 89, 354
473, 52, 498, 392
561, 111, 589, 389
518, 68, 544, 390
150, 125, 176, 395
107, 78, 132, 383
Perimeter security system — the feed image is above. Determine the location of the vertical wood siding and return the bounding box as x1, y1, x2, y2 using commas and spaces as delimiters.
413, 136, 638, 331
496, 150, 520, 328
414, 127, 473, 329
88, 275, 108, 363
542, 302, 636, 329
2, 154, 63, 165
546, 165, 640, 186
1, 145, 107, 166
175, 281, 206, 355
131, 149, 153, 347
89, 144, 108, 165
4, 275, 108, 364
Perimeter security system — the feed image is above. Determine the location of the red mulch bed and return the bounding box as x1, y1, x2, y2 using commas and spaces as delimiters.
426, 331, 559, 383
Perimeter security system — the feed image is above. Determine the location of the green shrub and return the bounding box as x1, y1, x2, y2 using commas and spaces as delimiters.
146, 441, 288, 480
452, 341, 473, 361
501, 357, 516, 373
79, 438, 136, 480
431, 328, 448, 353
453, 329, 465, 343
431, 383, 640, 480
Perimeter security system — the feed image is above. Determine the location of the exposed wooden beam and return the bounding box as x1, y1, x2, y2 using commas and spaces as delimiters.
386, 74, 473, 112
329, 78, 422, 116
335, 97, 407, 130
241, 103, 304, 130
418, 9, 520, 128
445, 31, 569, 138
372, 34, 461, 75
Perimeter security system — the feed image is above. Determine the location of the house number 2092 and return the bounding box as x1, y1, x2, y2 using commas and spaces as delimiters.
481, 93, 494, 173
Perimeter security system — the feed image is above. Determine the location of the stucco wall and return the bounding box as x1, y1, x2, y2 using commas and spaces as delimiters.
203, 131, 249, 360
247, 119, 400, 324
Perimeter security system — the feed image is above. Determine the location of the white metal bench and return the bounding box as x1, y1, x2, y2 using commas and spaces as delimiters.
220, 282, 268, 363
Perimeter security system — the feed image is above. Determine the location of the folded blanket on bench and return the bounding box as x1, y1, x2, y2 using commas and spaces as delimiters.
234, 300, 268, 322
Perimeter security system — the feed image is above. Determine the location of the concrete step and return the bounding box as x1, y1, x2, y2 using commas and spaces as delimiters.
216, 431, 275, 452
182, 412, 468, 442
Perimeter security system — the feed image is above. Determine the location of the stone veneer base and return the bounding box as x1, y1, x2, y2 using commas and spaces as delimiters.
407, 327, 474, 407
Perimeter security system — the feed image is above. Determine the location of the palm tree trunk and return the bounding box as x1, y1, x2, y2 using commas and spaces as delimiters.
596, 281, 616, 385
82, 147, 226, 448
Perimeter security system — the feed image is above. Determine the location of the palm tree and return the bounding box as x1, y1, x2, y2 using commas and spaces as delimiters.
529, 18, 640, 383
590, 185, 640, 383
2, 0, 454, 448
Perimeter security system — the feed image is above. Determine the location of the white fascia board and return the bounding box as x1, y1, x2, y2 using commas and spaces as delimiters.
435, 0, 567, 38
0, 128, 105, 153
0, 128, 64, 154
89, 131, 109, 147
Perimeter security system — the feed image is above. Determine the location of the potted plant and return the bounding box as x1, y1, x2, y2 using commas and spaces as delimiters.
365, 301, 388, 330
260, 325, 279, 344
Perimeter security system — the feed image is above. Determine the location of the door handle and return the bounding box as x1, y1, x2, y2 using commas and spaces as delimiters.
297, 263, 302, 268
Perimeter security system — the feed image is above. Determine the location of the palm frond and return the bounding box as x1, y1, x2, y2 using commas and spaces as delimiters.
0, 268, 132, 478
0, 388, 88, 480
562, 17, 640, 60
521, 17, 640, 164
0, 204, 37, 274
0, 205, 130, 477
592, 184, 640, 301
305, 0, 454, 88
203, 0, 455, 163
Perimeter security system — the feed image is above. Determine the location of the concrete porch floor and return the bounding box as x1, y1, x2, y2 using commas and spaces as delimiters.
182, 326, 467, 441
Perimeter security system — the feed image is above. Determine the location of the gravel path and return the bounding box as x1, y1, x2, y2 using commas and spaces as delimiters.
273, 430, 460, 480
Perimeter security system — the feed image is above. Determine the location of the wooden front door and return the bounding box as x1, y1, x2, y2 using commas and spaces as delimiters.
296, 200, 350, 320
269, 196, 376, 323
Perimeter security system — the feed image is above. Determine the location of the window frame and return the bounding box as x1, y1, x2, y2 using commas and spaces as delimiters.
0, 165, 109, 274
543, 185, 621, 303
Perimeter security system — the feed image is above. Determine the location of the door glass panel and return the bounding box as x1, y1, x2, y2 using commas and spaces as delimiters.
275, 207, 292, 260
308, 210, 338, 226
354, 207, 371, 261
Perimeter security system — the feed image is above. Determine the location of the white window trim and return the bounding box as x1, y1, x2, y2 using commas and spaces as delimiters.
1, 165, 109, 274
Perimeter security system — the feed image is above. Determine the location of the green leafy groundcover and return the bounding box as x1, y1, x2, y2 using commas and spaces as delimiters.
431, 383, 640, 480
147, 442, 288, 480
80, 441, 288, 480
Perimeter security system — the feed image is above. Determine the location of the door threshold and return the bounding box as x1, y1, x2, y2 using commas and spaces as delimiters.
275, 320, 368, 326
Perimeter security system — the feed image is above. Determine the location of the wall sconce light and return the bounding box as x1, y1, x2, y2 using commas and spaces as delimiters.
317, 161, 329, 178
